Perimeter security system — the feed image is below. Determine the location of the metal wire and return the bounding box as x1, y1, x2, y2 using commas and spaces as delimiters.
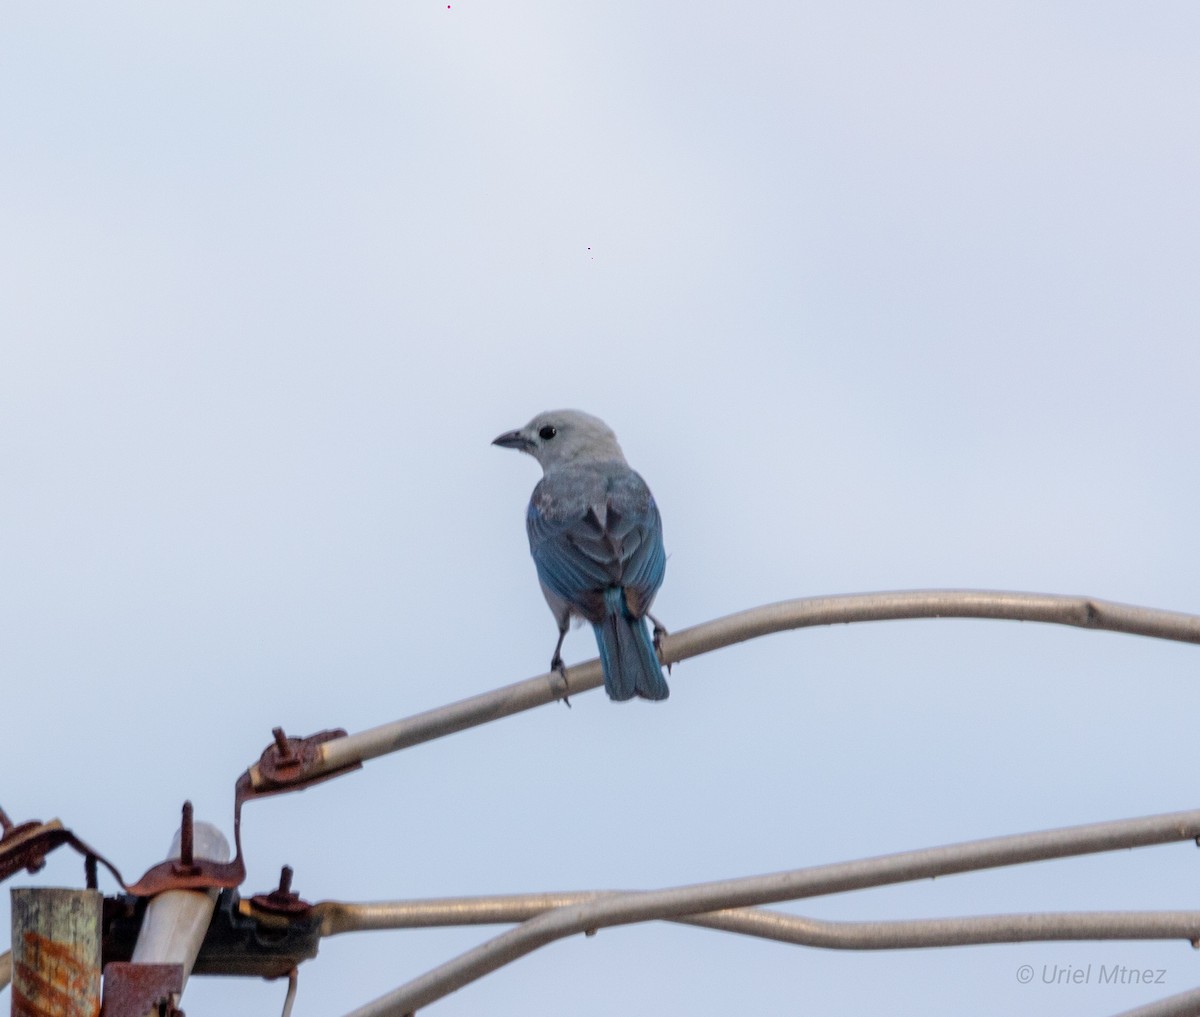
310, 590, 1200, 779
280, 968, 299, 1017
338, 806, 1200, 1016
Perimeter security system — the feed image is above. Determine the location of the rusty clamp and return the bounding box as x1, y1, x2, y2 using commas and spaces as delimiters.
0, 805, 126, 888
99, 962, 184, 1017
125, 728, 359, 898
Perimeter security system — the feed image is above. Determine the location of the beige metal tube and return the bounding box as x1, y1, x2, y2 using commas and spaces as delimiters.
130, 814, 230, 1016
310, 590, 1200, 778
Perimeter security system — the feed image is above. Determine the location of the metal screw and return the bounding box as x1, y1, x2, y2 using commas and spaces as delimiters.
272, 727, 296, 763
278, 865, 294, 896
179, 801, 194, 869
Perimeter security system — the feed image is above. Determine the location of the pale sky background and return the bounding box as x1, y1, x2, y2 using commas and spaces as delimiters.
4, 3, 1200, 1016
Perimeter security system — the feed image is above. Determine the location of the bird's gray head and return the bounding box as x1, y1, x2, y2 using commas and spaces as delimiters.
492, 409, 627, 471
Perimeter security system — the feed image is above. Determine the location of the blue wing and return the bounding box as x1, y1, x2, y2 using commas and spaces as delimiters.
617, 495, 665, 616
526, 466, 665, 623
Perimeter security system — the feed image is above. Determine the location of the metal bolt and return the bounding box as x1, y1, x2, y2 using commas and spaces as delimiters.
179, 801, 194, 869
272, 727, 296, 763
278, 865, 294, 896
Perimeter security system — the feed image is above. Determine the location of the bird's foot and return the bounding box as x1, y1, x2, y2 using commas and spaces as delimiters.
648, 614, 672, 674
551, 654, 572, 708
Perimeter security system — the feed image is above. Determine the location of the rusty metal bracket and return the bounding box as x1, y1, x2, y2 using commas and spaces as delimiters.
249, 727, 362, 794
0, 816, 68, 880
125, 799, 244, 897
99, 962, 184, 1017
3, 727, 362, 899
124, 728, 360, 898
0, 807, 127, 888
245, 865, 315, 925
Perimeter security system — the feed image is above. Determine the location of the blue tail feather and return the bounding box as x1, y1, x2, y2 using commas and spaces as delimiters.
593, 588, 670, 701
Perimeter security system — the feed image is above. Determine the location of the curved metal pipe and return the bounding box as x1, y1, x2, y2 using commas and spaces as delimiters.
338, 806, 1200, 1015
312, 590, 1200, 777
1108, 986, 1200, 1017
315, 891, 1200, 947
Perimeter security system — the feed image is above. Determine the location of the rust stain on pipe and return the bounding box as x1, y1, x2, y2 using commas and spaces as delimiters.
10, 888, 101, 1017
12, 932, 99, 1017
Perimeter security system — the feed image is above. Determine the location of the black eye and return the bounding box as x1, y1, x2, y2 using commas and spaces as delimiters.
538, 425, 557, 440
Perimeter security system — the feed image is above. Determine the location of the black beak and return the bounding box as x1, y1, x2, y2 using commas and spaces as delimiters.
492, 429, 534, 452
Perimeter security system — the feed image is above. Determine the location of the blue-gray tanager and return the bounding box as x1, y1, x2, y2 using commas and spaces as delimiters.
493, 410, 670, 701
